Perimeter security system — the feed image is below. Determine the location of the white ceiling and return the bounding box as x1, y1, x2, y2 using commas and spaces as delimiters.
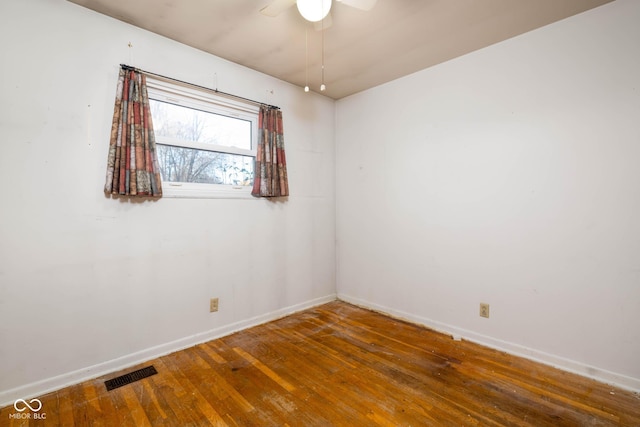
67, 0, 613, 100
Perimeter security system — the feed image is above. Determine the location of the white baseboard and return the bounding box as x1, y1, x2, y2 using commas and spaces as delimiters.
0, 294, 337, 408
338, 293, 640, 393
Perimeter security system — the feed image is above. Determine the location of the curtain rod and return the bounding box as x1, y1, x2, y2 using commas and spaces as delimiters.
120, 64, 279, 110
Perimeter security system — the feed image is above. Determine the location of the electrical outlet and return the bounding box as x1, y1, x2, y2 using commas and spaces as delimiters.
479, 303, 490, 318
210, 298, 219, 313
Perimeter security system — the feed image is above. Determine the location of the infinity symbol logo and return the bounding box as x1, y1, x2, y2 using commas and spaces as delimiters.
14, 398, 43, 412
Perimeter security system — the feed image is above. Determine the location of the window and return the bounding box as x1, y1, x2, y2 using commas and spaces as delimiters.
146, 77, 259, 198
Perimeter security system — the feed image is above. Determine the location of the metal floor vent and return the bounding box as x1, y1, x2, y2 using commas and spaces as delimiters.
105, 365, 158, 391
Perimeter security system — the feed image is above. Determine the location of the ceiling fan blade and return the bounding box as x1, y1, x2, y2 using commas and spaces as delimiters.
314, 12, 333, 31
337, 0, 377, 11
259, 0, 296, 17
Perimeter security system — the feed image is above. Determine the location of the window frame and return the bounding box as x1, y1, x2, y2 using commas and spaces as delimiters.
145, 76, 260, 199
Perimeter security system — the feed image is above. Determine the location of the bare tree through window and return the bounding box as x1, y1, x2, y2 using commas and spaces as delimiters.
150, 99, 254, 186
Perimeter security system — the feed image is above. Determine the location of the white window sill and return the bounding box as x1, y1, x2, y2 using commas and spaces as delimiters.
162, 183, 258, 199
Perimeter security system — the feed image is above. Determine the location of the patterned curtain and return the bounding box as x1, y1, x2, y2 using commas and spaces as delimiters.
104, 67, 162, 197
252, 106, 289, 198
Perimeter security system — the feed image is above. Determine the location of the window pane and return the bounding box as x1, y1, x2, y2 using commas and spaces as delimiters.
150, 99, 252, 149
157, 145, 254, 186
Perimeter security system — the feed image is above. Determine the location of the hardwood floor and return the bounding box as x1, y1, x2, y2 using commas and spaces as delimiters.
2, 301, 639, 426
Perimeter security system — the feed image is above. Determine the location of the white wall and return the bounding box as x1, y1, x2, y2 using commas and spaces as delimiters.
0, 0, 335, 405
336, 0, 640, 391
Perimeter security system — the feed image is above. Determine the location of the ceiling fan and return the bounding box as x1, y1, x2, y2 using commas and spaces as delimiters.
260, 0, 377, 30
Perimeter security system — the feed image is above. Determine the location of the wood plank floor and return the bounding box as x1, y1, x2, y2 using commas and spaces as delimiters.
2, 301, 639, 426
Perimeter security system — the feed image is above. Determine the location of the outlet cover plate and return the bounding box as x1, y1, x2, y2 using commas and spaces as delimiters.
480, 303, 490, 318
